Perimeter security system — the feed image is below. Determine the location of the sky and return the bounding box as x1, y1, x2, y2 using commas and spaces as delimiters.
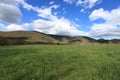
0, 0, 120, 39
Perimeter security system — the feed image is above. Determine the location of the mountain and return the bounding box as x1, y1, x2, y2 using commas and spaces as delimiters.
110, 39, 120, 43
0, 31, 119, 45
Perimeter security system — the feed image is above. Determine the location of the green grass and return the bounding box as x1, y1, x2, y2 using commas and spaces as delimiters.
0, 44, 120, 80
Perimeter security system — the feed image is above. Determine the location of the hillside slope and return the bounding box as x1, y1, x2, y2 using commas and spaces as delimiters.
0, 31, 96, 45
0, 31, 58, 45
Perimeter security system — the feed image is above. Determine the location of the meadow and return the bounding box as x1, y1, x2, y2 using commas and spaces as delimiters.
0, 44, 120, 80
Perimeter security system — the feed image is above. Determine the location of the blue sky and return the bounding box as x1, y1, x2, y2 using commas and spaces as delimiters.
0, 0, 120, 39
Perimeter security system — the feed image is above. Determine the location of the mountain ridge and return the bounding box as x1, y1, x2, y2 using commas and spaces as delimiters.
0, 31, 120, 45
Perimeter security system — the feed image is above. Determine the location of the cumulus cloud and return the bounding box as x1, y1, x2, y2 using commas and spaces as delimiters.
89, 24, 120, 36
89, 8, 120, 25
16, 0, 88, 36
0, 0, 87, 36
37, 5, 60, 20
0, 0, 22, 23
32, 19, 54, 30
32, 18, 88, 36
0, 23, 30, 31
89, 8, 110, 21
89, 7, 120, 37
6, 24, 25, 31
0, 17, 87, 36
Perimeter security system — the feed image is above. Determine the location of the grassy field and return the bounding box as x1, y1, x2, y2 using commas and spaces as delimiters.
0, 44, 120, 80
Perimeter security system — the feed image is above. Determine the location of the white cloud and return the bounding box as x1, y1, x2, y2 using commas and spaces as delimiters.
49, 1, 55, 5
0, 23, 30, 31
76, 0, 101, 8
17, 0, 59, 20
89, 7, 120, 37
0, 17, 87, 36
37, 4, 59, 19
17, 0, 87, 36
63, 0, 102, 8
90, 24, 120, 36
31, 18, 88, 36
89, 8, 110, 21
0, 0, 22, 23
80, 9, 85, 13
0, 0, 88, 36
89, 8, 120, 25
63, 0, 74, 4
6, 24, 25, 31
89, 0, 101, 8
16, 0, 34, 11
32, 19, 54, 30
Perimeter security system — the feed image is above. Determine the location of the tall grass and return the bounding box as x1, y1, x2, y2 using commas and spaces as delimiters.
0, 44, 120, 80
